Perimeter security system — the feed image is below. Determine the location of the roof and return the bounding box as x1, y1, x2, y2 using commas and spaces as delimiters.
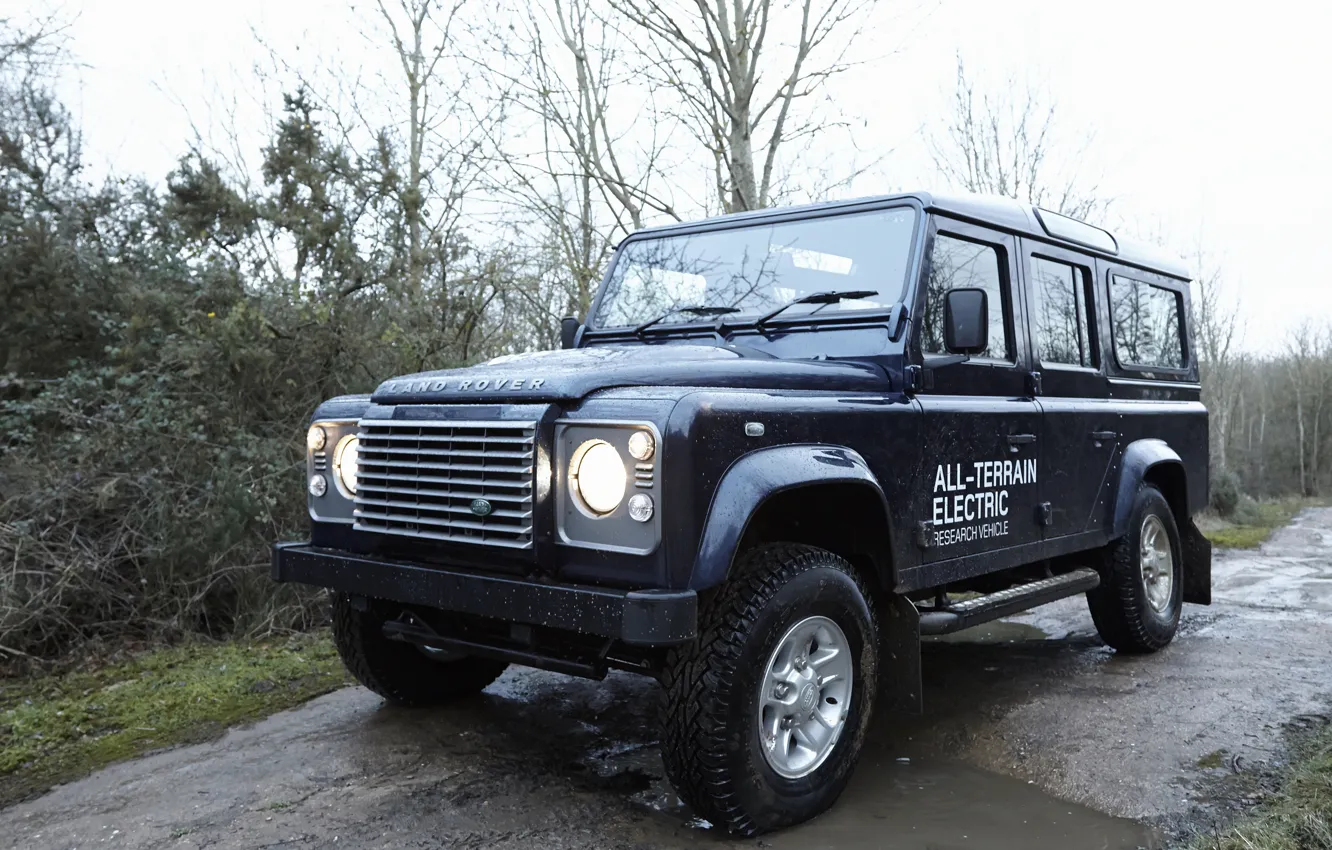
631, 190, 1192, 281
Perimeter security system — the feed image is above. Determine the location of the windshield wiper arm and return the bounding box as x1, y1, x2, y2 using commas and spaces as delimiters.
634, 305, 740, 337
754, 289, 879, 331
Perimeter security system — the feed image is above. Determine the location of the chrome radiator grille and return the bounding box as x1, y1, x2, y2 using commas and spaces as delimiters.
353, 420, 536, 549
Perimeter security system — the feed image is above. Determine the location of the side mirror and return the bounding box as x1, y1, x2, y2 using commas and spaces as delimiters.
560, 316, 581, 350
944, 287, 989, 355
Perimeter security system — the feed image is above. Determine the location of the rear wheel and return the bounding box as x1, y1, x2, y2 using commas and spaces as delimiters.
1087, 485, 1183, 653
330, 593, 508, 705
659, 543, 878, 836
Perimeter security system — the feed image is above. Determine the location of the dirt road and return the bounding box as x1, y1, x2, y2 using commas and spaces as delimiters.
5, 509, 1330, 850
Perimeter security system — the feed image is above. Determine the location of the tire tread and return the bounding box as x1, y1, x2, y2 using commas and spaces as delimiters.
659, 543, 876, 836
1087, 486, 1180, 654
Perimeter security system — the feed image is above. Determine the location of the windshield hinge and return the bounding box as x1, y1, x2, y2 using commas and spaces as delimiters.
888, 302, 909, 342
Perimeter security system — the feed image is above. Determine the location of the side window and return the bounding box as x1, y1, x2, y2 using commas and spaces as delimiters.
922, 233, 1010, 360
1109, 274, 1185, 369
1030, 256, 1095, 367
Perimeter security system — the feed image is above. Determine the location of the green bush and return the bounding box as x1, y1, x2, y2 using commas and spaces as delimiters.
0, 249, 512, 659
1211, 469, 1243, 517
1232, 494, 1266, 527
0, 79, 557, 662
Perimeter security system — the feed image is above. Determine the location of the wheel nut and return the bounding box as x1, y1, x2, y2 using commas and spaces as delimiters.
780, 717, 795, 730
774, 683, 790, 699
794, 656, 807, 671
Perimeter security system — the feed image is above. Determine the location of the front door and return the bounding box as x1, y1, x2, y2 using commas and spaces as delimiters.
915, 218, 1043, 565
1019, 240, 1118, 549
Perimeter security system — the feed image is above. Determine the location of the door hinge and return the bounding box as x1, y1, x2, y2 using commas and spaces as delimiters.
1038, 501, 1053, 527
905, 364, 932, 394
1027, 370, 1043, 396
915, 520, 934, 549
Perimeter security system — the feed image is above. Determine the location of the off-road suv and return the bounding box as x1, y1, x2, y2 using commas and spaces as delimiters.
273, 191, 1210, 835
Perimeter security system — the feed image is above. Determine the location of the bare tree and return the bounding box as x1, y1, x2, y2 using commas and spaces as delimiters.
1190, 246, 1243, 473
0, 11, 79, 213
487, 0, 680, 321
929, 56, 1105, 220
1284, 323, 1330, 497
373, 0, 481, 296
609, 0, 873, 213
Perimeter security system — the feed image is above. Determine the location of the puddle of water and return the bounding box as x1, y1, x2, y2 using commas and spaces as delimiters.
766, 744, 1161, 850
621, 739, 1158, 849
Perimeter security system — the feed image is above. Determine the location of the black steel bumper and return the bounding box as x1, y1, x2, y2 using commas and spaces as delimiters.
271, 542, 698, 646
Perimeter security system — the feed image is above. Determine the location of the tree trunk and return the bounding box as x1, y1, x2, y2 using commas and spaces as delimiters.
407, 67, 424, 297
1295, 389, 1308, 496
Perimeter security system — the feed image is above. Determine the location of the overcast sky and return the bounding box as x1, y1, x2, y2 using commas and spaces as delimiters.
44, 0, 1332, 352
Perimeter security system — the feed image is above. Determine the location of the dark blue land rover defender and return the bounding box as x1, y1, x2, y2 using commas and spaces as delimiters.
273, 192, 1210, 835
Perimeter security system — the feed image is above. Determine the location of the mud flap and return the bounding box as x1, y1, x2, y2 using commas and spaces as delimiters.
879, 593, 922, 714
1181, 519, 1212, 605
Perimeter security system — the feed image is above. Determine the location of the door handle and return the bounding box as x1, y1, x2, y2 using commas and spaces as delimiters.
1091, 430, 1118, 441
1006, 433, 1037, 445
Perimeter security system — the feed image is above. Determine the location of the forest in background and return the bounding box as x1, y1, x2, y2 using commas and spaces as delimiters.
1, 4, 1328, 664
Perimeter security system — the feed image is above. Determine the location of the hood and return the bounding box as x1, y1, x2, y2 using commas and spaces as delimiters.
371, 344, 888, 404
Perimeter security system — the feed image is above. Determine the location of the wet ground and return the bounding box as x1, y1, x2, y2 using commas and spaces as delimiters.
4, 508, 1331, 850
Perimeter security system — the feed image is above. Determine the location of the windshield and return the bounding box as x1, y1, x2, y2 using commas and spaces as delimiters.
591, 206, 918, 329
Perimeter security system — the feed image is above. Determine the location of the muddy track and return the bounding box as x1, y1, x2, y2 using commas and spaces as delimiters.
4, 509, 1330, 849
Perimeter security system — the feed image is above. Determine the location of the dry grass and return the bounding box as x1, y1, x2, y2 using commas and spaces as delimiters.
1194, 722, 1332, 850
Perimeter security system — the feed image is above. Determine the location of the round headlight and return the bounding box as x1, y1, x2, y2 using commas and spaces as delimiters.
334, 435, 359, 495
571, 440, 627, 515
627, 430, 655, 461
308, 474, 327, 497
307, 425, 327, 452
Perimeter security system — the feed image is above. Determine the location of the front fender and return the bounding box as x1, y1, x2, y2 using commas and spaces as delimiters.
689, 444, 892, 590
310, 393, 373, 424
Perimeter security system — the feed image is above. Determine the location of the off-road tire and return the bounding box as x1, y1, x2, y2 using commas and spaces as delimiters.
1087, 485, 1183, 653
659, 543, 879, 836
330, 593, 508, 705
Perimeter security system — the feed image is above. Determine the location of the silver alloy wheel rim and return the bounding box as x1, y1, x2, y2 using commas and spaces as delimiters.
1140, 514, 1174, 613
757, 615, 854, 779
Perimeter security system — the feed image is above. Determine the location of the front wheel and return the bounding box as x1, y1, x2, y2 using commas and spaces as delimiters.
1087, 484, 1183, 653
659, 544, 879, 836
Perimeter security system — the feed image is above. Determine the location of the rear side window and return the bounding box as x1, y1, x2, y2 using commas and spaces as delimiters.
1031, 256, 1094, 367
922, 233, 1010, 360
1109, 275, 1185, 369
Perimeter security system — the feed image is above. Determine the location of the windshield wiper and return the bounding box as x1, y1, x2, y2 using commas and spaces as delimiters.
634, 305, 740, 338
754, 289, 879, 331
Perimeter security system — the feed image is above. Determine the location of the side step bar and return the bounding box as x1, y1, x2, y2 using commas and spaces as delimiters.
918, 568, 1101, 636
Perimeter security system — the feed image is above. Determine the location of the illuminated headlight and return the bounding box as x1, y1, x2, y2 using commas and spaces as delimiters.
627, 430, 655, 461
570, 439, 627, 515
307, 425, 327, 452
333, 435, 360, 496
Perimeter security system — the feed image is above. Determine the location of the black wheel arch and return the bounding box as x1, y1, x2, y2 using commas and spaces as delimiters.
687, 447, 924, 712
689, 444, 896, 594
1111, 439, 1211, 606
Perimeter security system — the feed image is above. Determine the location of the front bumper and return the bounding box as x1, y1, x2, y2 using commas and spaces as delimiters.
271, 542, 698, 645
